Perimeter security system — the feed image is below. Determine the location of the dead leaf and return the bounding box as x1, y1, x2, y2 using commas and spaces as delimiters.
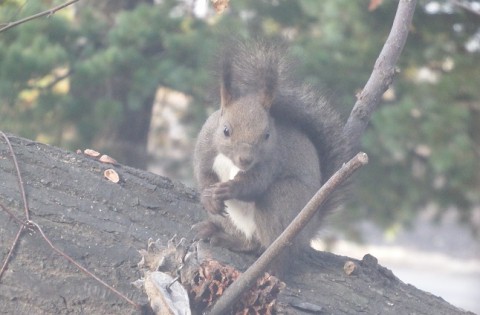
211, 0, 229, 14
144, 271, 191, 315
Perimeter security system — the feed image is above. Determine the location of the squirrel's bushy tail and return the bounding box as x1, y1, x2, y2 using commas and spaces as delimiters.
218, 38, 351, 216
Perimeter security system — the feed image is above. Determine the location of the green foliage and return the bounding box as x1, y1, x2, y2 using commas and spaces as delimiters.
1, 0, 479, 230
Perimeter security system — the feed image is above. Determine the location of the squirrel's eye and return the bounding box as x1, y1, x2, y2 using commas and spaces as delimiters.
223, 125, 230, 137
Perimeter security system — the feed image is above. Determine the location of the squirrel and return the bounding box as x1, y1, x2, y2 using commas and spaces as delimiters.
193, 39, 350, 277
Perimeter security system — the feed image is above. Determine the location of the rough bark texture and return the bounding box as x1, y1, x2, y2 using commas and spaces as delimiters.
0, 135, 474, 315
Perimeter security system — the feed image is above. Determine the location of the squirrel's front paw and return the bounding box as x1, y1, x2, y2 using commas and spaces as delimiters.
201, 188, 226, 215
211, 180, 236, 200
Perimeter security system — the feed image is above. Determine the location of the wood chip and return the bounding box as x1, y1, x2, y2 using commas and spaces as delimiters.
84, 149, 101, 157
104, 169, 120, 183
99, 154, 117, 164
344, 261, 357, 276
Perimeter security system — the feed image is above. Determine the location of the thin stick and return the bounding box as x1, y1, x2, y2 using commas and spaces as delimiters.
28, 220, 141, 309
0, 202, 25, 226
0, 0, 80, 33
0, 202, 28, 281
0, 134, 140, 309
209, 152, 369, 315
1, 132, 30, 220
0, 226, 23, 280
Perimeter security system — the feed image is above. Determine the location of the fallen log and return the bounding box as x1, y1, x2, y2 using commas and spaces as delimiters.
0, 134, 473, 314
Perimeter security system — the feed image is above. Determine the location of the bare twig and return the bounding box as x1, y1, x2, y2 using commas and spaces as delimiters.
0, 132, 29, 220
0, 0, 80, 33
0, 133, 140, 309
0, 132, 28, 282
0, 202, 25, 226
343, 0, 417, 154
29, 220, 141, 309
0, 204, 140, 308
0, 225, 23, 280
209, 152, 369, 315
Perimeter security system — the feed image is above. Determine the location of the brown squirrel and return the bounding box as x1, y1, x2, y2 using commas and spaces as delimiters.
193, 39, 350, 276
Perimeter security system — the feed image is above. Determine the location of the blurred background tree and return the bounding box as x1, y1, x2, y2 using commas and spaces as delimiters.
0, 0, 479, 235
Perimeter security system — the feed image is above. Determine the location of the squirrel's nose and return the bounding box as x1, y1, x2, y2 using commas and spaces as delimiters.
238, 156, 253, 170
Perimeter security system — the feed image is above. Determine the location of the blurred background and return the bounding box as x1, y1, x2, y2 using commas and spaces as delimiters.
1, 0, 479, 312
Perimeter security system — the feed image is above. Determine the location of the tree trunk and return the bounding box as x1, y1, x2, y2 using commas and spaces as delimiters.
0, 134, 473, 315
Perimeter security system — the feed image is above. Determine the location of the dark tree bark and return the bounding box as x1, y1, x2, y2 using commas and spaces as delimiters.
0, 135, 473, 315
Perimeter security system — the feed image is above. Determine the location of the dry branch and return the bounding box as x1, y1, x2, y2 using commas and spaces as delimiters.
343, 0, 418, 153
0, 0, 80, 33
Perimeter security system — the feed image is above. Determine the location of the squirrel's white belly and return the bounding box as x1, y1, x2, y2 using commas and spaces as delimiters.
212, 153, 256, 240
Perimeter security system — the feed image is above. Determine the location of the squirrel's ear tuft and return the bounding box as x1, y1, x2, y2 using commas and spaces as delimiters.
261, 59, 277, 111
220, 54, 233, 112
220, 79, 232, 111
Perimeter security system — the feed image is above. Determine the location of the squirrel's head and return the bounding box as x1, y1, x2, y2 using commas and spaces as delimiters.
215, 90, 277, 172
215, 44, 279, 171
